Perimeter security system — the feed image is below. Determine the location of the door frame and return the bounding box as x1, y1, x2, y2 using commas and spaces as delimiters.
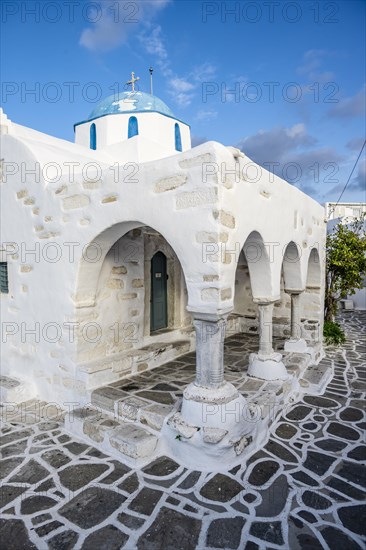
150, 251, 168, 332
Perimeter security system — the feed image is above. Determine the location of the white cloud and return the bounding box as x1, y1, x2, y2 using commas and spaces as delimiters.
237, 124, 343, 198
346, 137, 365, 151
328, 86, 366, 119
195, 110, 218, 122
80, 0, 170, 52
138, 26, 217, 107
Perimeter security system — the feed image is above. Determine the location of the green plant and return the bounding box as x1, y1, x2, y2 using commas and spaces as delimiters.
175, 434, 182, 441
325, 215, 366, 321
323, 321, 346, 346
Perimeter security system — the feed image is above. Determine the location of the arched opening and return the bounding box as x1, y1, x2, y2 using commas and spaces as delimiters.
232, 231, 273, 336
90, 123, 97, 150
128, 116, 139, 138
302, 248, 322, 342
282, 241, 302, 291
174, 123, 182, 152
74, 224, 191, 376
306, 248, 321, 288
273, 241, 303, 339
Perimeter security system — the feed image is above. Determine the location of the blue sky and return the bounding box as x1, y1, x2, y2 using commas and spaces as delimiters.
1, 0, 365, 204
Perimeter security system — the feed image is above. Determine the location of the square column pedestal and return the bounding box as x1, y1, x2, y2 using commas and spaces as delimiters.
248, 302, 289, 381
180, 315, 248, 433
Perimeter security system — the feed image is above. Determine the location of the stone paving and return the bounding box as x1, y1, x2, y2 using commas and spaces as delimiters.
0, 312, 365, 549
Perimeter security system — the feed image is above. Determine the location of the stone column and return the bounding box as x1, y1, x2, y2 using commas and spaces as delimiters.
284, 291, 309, 353
194, 317, 226, 388
257, 302, 275, 358
248, 300, 288, 381
290, 292, 302, 340
181, 313, 245, 429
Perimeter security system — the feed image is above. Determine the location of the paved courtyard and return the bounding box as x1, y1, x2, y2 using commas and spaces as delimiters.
0, 312, 365, 549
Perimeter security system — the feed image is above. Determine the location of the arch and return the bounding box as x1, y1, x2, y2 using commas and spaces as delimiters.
90, 123, 97, 150
128, 116, 139, 138
282, 241, 303, 291
240, 231, 273, 299
174, 123, 182, 152
75, 221, 189, 309
306, 248, 321, 289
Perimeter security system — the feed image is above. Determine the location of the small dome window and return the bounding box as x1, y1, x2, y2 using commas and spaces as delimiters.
175, 123, 182, 152
90, 123, 97, 150
128, 116, 139, 138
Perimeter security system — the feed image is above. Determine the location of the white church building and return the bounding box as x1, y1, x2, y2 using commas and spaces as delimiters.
0, 79, 327, 466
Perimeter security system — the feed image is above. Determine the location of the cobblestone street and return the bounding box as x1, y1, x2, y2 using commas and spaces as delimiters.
0, 312, 365, 550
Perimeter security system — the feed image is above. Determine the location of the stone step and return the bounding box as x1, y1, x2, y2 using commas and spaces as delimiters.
302, 361, 333, 393
64, 407, 159, 464
78, 339, 192, 389
90, 385, 177, 427
0, 375, 36, 405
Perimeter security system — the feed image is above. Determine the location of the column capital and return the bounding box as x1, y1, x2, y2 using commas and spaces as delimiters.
284, 288, 305, 296
188, 310, 231, 323
252, 298, 279, 306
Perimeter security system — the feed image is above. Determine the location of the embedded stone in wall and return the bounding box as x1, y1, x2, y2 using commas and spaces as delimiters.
221, 288, 232, 300
62, 194, 90, 210
79, 218, 90, 226
82, 179, 101, 190
196, 231, 221, 244
22, 285, 28, 292
38, 231, 61, 240
107, 279, 124, 289
44, 216, 52, 222
223, 175, 235, 189
112, 266, 127, 275
132, 279, 144, 288
32, 207, 39, 215
213, 209, 236, 228
120, 293, 138, 300
20, 265, 33, 273
203, 274, 219, 282
178, 152, 212, 169
24, 197, 35, 205
201, 287, 219, 301
260, 190, 271, 198
101, 195, 118, 204
55, 185, 67, 195
222, 253, 232, 264
35, 225, 44, 232
154, 174, 187, 193
176, 187, 218, 210
129, 309, 139, 317
16, 190, 28, 199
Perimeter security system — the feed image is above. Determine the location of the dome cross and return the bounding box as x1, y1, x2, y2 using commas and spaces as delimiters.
126, 72, 140, 92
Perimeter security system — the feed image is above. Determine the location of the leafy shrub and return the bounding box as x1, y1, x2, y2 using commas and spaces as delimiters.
323, 321, 346, 346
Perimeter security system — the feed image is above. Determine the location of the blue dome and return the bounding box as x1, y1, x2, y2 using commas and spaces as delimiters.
88, 91, 174, 120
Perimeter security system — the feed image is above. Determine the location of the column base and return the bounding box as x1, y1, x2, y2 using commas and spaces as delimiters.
284, 338, 309, 353
248, 352, 289, 381
181, 382, 247, 430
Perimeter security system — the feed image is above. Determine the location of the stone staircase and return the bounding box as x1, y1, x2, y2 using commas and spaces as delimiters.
64, 338, 331, 469
64, 387, 178, 465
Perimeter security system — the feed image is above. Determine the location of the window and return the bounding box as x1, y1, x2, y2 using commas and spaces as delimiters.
174, 123, 182, 152
128, 116, 138, 138
0, 262, 9, 293
90, 123, 97, 150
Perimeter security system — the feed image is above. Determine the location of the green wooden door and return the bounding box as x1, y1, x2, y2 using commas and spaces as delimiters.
151, 252, 168, 332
